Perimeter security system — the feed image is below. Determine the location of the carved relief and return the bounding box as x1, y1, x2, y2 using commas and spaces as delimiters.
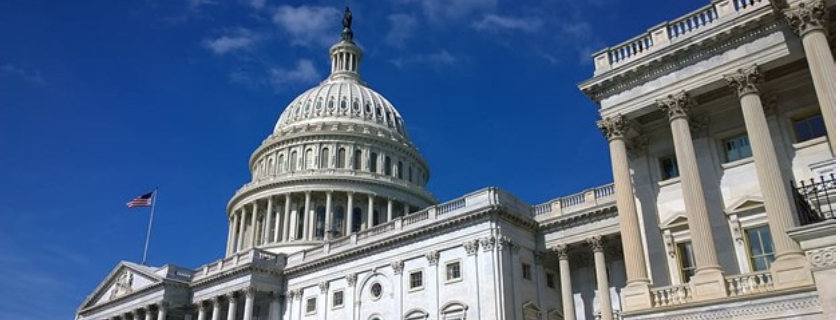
463, 239, 479, 255
597, 114, 629, 141
657, 91, 694, 121
110, 271, 134, 300
784, 0, 828, 37
723, 64, 763, 98
807, 246, 836, 269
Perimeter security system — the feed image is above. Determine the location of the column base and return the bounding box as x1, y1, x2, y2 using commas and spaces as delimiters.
770, 253, 814, 289
622, 281, 652, 311
689, 268, 727, 300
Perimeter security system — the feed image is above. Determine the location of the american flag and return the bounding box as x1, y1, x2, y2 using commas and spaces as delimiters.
126, 191, 154, 208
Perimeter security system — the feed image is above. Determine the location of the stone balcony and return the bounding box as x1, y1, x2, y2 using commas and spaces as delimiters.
192, 249, 286, 283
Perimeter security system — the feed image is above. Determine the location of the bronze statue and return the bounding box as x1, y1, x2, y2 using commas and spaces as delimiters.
343, 7, 352, 30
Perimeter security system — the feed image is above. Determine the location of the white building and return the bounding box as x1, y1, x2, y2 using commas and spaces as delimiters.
76, 1, 836, 320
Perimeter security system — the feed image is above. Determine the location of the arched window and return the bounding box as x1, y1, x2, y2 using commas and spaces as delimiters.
408, 165, 413, 182
353, 149, 362, 170
353, 100, 360, 111
278, 154, 285, 173
384, 156, 392, 176
340, 100, 347, 110
268, 158, 275, 176
315, 206, 326, 240
352, 207, 363, 232
397, 161, 403, 179
320, 148, 329, 168
369, 152, 378, 173
305, 149, 314, 169
337, 148, 346, 169
328, 99, 335, 110
296, 207, 305, 240
334, 206, 345, 237
290, 151, 298, 172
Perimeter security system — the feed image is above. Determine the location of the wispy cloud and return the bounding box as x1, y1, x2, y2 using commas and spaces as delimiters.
390, 50, 460, 69
270, 59, 320, 88
471, 14, 543, 33
272, 5, 341, 47
242, 0, 266, 9
385, 13, 418, 48
203, 28, 261, 55
1, 64, 46, 86
414, 0, 497, 22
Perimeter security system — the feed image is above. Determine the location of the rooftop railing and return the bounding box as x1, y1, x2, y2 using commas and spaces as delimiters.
192, 249, 284, 282
531, 183, 615, 219
592, 0, 769, 74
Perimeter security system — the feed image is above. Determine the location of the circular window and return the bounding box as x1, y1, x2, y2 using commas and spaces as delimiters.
370, 283, 382, 299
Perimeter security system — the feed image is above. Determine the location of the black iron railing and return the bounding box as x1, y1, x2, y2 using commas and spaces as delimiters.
791, 174, 836, 225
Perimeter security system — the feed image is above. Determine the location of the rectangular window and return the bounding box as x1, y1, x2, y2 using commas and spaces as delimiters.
332, 291, 344, 308
793, 114, 827, 142
723, 134, 752, 162
546, 272, 556, 289
409, 271, 423, 289
306, 297, 317, 314
677, 242, 697, 283
446, 261, 461, 281
660, 155, 680, 180
522, 263, 532, 280
745, 225, 776, 271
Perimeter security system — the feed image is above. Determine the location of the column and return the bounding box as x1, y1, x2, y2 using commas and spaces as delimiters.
346, 192, 354, 235
283, 194, 292, 242
785, 0, 835, 153
596, 115, 652, 310
226, 292, 238, 320
250, 203, 258, 248
367, 195, 374, 229
386, 199, 393, 221
552, 244, 575, 320
589, 236, 614, 320
211, 297, 222, 320
403, 202, 409, 216
157, 302, 168, 320
325, 191, 333, 239
243, 289, 256, 320
226, 216, 235, 255
273, 204, 281, 243
724, 65, 813, 288
133, 309, 143, 320
196, 302, 207, 320
236, 209, 246, 252
304, 191, 312, 240
267, 292, 282, 320
264, 196, 274, 244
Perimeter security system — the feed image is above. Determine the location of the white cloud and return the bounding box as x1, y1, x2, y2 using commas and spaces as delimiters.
385, 13, 418, 47
272, 5, 341, 47
269, 59, 321, 89
243, 0, 266, 9
415, 0, 497, 22
203, 36, 256, 55
1, 64, 46, 86
390, 50, 459, 69
471, 14, 543, 32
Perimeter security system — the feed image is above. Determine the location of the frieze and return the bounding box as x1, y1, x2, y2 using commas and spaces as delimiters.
806, 246, 836, 269
626, 293, 820, 320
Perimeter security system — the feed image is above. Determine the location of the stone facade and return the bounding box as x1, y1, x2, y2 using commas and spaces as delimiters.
77, 1, 836, 320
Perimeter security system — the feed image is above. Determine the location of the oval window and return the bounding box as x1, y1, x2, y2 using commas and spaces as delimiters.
371, 283, 382, 299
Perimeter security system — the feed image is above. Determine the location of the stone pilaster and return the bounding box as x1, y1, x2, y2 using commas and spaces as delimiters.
658, 91, 727, 300
589, 236, 614, 320
551, 244, 575, 320
724, 65, 813, 289
784, 0, 835, 153
597, 115, 652, 310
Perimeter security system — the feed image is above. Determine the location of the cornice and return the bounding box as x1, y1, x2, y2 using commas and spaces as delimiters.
189, 263, 284, 290
537, 204, 618, 232
78, 279, 188, 315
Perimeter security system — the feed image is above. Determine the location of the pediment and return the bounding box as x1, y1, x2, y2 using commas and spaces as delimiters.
725, 196, 764, 214
660, 214, 688, 229
80, 261, 163, 309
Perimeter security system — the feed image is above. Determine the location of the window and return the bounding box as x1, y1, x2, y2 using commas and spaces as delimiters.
278, 155, 284, 173
446, 261, 461, 282
723, 134, 752, 162
369, 152, 378, 173
660, 155, 679, 180
546, 272, 556, 289
305, 149, 314, 169
370, 283, 382, 299
332, 291, 344, 308
409, 271, 423, 289
336, 148, 346, 169
353, 150, 362, 170
677, 242, 697, 283
522, 263, 532, 280
745, 225, 775, 271
320, 148, 329, 168
384, 156, 392, 176
306, 297, 316, 314
793, 113, 827, 142
398, 161, 404, 179
290, 151, 298, 172
408, 166, 413, 182
333, 206, 344, 237
352, 207, 363, 232
315, 206, 326, 239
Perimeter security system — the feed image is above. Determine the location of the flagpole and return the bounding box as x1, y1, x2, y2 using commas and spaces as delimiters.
141, 188, 158, 265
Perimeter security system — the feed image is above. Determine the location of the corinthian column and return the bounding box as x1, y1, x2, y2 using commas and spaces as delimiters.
724, 65, 813, 289
657, 92, 726, 299
346, 192, 354, 235
211, 297, 222, 320
551, 244, 575, 320
226, 292, 238, 320
156, 301, 168, 320
264, 196, 274, 244
325, 191, 333, 239
243, 288, 256, 320
250, 202, 258, 248
596, 115, 652, 310
784, 0, 835, 153
589, 236, 614, 320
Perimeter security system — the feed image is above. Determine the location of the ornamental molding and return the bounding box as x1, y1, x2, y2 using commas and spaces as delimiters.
657, 91, 695, 121
588, 235, 605, 253
189, 262, 285, 290
551, 244, 570, 260
318, 282, 328, 293
538, 203, 618, 233
256, 125, 424, 163
597, 114, 629, 141
463, 239, 479, 256
783, 0, 828, 37
480, 236, 496, 252
345, 273, 358, 286
723, 64, 763, 98
425, 250, 440, 266
293, 288, 303, 300
806, 246, 836, 269
391, 260, 405, 274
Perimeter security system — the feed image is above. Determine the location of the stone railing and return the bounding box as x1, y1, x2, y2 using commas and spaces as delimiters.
592, 0, 769, 74
285, 187, 531, 267
651, 283, 693, 307
725, 271, 773, 296
531, 183, 615, 219
192, 249, 284, 282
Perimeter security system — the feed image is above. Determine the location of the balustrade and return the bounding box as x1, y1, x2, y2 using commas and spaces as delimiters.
725, 271, 773, 296
651, 284, 692, 307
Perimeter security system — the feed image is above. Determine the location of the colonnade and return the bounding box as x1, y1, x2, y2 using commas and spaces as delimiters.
104, 301, 167, 320
226, 191, 415, 255
194, 288, 282, 320
552, 236, 616, 320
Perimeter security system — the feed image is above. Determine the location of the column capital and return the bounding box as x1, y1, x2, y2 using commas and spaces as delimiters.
345, 273, 358, 286
425, 250, 440, 266
784, 0, 828, 37
463, 239, 479, 256
226, 291, 239, 301
479, 236, 496, 252
724, 64, 763, 98
213, 295, 224, 306
245, 287, 258, 298
318, 281, 329, 294
391, 260, 405, 274
588, 235, 605, 253
156, 300, 169, 309
657, 91, 694, 121
597, 114, 629, 141
551, 244, 570, 260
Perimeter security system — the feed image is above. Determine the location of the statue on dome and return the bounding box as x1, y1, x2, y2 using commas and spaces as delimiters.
341, 6, 354, 41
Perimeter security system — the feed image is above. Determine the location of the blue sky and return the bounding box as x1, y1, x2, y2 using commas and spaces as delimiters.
0, 0, 706, 318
